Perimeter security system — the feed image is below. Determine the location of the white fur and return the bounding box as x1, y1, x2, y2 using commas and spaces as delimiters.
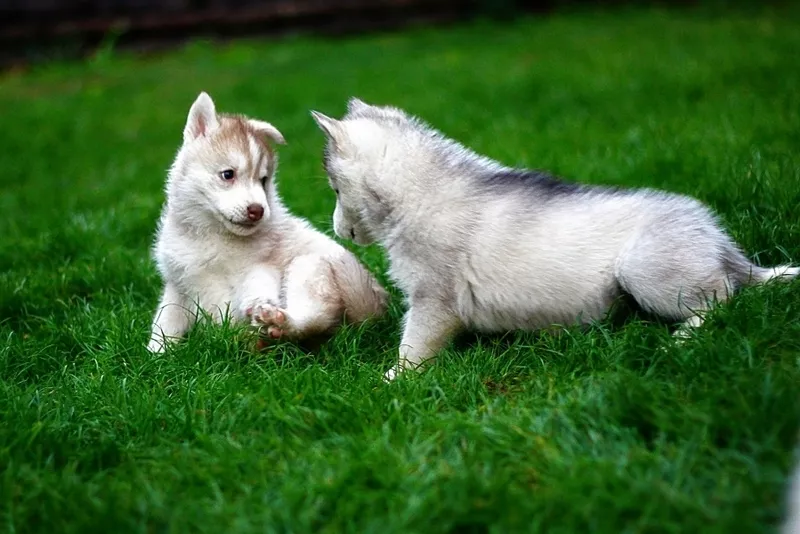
312, 98, 798, 380
147, 93, 387, 352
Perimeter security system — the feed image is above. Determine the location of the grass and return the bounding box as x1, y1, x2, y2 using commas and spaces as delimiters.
2, 4, 800, 533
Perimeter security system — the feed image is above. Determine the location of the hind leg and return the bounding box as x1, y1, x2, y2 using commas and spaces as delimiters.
615, 228, 735, 336
252, 255, 342, 340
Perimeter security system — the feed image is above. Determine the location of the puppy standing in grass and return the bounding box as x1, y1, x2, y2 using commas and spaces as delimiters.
147, 92, 387, 352
311, 98, 798, 381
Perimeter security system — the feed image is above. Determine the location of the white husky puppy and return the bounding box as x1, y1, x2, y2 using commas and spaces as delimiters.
311, 98, 798, 380
147, 92, 387, 352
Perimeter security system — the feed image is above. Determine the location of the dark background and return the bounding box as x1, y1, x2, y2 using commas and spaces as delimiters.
0, 0, 759, 67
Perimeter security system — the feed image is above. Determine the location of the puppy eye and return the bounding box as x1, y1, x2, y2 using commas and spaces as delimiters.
333, 188, 340, 195
220, 169, 235, 181
260, 176, 268, 188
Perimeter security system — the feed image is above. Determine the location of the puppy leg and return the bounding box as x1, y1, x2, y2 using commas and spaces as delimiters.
234, 264, 283, 326
615, 223, 734, 338
147, 283, 192, 352
385, 300, 462, 381
253, 255, 342, 340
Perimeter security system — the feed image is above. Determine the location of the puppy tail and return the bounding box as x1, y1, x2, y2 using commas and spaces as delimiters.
330, 253, 389, 324
758, 264, 800, 282
745, 264, 800, 285
726, 249, 799, 286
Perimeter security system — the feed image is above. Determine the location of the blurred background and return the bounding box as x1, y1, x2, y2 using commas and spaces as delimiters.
1, 0, 717, 68
1, 0, 799, 531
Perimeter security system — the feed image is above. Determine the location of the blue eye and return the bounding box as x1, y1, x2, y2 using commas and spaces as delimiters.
220, 169, 235, 180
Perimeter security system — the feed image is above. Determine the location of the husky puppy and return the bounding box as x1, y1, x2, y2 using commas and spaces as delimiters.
147, 92, 387, 352
311, 98, 798, 380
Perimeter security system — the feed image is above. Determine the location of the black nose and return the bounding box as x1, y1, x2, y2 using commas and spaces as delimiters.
247, 204, 264, 221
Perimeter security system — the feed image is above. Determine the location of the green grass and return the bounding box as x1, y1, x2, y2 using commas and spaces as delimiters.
2, 5, 800, 533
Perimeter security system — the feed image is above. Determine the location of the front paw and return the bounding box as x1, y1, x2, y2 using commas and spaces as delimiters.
383, 357, 426, 382
146, 333, 172, 353
383, 365, 401, 382
246, 302, 289, 339
383, 360, 414, 382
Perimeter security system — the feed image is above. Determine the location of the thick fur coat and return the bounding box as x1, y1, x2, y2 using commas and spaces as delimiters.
311, 98, 797, 380
147, 93, 387, 352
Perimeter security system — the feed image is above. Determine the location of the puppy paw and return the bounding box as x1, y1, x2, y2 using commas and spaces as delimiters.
383, 366, 399, 382
383, 358, 426, 382
146, 333, 174, 353
146, 338, 166, 354
384, 363, 408, 382
244, 302, 281, 326
247, 303, 290, 339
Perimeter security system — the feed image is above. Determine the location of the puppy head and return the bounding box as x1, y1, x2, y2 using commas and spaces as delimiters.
310, 98, 408, 245
169, 92, 286, 237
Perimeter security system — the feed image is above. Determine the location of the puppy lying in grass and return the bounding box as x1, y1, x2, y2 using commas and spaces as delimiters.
311, 98, 798, 381
147, 92, 387, 353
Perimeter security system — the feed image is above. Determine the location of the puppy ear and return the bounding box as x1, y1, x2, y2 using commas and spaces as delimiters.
184, 92, 219, 144
347, 97, 370, 114
310, 110, 342, 139
247, 119, 286, 145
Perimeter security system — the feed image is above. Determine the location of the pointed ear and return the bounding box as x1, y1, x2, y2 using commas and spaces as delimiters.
347, 97, 370, 114
184, 92, 219, 144
310, 110, 342, 139
247, 119, 286, 145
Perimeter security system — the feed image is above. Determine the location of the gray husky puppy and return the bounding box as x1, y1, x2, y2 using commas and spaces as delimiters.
311, 98, 798, 380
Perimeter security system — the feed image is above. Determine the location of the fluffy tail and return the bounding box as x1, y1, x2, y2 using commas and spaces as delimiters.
330, 253, 389, 324
725, 247, 799, 287
750, 264, 800, 285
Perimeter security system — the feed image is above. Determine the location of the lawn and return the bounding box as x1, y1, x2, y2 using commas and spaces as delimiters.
2, 4, 800, 533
